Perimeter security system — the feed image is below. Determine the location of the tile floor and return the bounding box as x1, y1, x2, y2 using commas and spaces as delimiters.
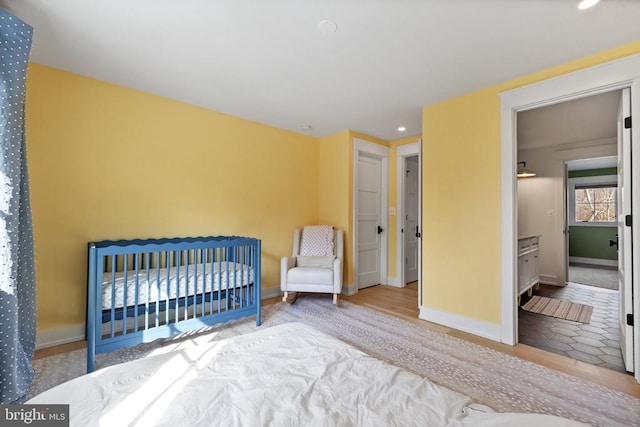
518, 281, 628, 374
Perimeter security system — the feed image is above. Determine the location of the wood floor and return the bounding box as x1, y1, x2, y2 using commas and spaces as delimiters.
343, 282, 640, 398
35, 282, 640, 398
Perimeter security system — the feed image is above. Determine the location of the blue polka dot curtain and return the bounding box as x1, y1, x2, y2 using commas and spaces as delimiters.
0, 10, 36, 404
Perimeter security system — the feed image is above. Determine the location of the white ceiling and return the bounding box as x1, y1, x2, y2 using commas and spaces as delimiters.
517, 89, 622, 150
3, 0, 640, 141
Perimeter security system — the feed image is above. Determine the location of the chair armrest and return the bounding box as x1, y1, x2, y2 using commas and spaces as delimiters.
333, 257, 343, 293
281, 256, 296, 290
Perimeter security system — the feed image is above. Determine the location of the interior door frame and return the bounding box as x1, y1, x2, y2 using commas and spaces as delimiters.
618, 87, 634, 371
564, 162, 569, 285
395, 141, 422, 297
500, 53, 640, 382
353, 138, 389, 291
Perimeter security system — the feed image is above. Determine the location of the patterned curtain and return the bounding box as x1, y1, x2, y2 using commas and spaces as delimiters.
0, 10, 36, 404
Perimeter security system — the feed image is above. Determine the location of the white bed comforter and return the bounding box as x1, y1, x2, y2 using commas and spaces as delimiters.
28, 323, 587, 427
101, 262, 254, 310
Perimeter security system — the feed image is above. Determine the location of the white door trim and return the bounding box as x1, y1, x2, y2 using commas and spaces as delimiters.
618, 87, 634, 372
500, 53, 640, 381
353, 138, 389, 290
395, 141, 421, 289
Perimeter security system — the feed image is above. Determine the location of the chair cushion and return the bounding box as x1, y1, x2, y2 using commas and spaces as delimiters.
296, 255, 335, 268
287, 267, 333, 285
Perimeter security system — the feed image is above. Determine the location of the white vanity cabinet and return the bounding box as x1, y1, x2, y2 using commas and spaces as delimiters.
517, 235, 540, 301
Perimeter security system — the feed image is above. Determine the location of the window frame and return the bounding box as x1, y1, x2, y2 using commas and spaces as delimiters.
568, 175, 618, 227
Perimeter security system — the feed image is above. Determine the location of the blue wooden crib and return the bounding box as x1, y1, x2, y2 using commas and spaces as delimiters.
86, 236, 261, 372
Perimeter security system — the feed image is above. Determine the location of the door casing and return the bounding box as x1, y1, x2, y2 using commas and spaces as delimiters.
500, 53, 640, 382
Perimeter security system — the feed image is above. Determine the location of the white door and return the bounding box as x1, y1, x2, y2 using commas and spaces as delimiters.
358, 154, 383, 289
617, 87, 634, 373
404, 156, 419, 283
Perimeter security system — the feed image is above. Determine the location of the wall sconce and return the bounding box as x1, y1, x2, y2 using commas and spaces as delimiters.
517, 161, 536, 178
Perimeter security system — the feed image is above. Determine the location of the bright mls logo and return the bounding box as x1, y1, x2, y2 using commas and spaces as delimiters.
1, 405, 68, 426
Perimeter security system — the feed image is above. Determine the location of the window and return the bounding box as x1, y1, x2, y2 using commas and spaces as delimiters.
568, 175, 617, 227
574, 185, 617, 223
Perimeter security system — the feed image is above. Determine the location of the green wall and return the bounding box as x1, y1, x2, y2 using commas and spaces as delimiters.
568, 167, 617, 178
569, 226, 618, 260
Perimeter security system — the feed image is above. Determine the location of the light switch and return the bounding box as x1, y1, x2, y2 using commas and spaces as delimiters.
389, 207, 396, 215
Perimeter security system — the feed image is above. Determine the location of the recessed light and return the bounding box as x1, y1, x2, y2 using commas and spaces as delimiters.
578, 0, 599, 10
301, 124, 313, 131
397, 126, 406, 132
317, 20, 338, 35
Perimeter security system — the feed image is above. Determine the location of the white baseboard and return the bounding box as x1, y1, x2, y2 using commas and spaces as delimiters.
386, 276, 401, 287
342, 283, 358, 296
540, 274, 559, 286
36, 324, 85, 350
570, 256, 617, 268
419, 306, 502, 343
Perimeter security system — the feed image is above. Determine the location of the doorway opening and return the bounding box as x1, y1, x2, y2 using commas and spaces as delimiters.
395, 141, 422, 309
516, 90, 631, 374
566, 157, 619, 293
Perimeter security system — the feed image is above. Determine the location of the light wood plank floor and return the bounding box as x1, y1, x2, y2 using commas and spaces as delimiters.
36, 282, 640, 398
343, 282, 640, 398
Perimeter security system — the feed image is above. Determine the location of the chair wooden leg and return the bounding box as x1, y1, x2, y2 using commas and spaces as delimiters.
283, 292, 298, 304
333, 294, 338, 306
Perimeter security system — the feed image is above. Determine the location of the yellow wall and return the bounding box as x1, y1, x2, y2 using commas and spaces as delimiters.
318, 131, 351, 284
30, 39, 640, 337
422, 41, 640, 325
26, 63, 319, 331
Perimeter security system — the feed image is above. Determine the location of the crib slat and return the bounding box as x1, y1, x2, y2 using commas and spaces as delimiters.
144, 252, 151, 331
110, 257, 117, 338
122, 255, 129, 335
133, 253, 140, 332
216, 252, 222, 313
165, 251, 170, 326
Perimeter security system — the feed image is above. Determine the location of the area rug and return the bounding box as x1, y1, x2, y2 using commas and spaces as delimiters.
30, 297, 638, 427
522, 295, 593, 323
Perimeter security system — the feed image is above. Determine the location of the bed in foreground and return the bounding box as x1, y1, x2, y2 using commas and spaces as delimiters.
30, 322, 586, 426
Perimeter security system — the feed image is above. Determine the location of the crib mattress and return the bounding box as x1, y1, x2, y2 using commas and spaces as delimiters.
101, 261, 253, 310
28, 322, 586, 427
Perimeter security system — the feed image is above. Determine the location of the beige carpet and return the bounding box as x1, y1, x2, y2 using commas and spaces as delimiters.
522, 295, 593, 323
30, 297, 638, 427
569, 265, 618, 291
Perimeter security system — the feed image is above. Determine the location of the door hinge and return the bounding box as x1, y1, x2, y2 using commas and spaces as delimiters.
627, 313, 634, 326
624, 116, 632, 129
626, 215, 632, 227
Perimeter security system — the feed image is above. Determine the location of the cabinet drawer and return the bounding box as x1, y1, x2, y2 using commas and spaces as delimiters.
518, 240, 530, 253
518, 236, 539, 254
